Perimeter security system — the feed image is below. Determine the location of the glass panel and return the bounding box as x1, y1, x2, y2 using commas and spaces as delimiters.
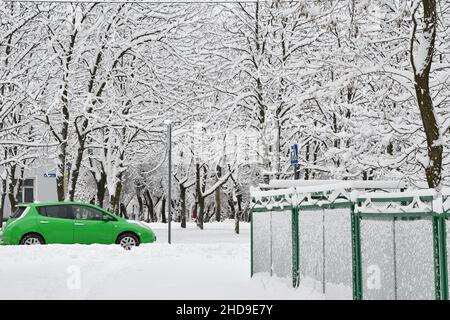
252, 209, 293, 285
252, 212, 272, 275
271, 211, 292, 282
72, 205, 103, 220
10, 207, 26, 219
395, 219, 434, 300
361, 219, 434, 300
323, 208, 352, 299
24, 187, 34, 203
298, 209, 323, 290
37, 207, 47, 216
361, 219, 395, 300
298, 207, 352, 299
42, 206, 74, 220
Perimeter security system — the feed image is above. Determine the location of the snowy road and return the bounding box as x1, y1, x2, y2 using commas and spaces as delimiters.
0, 221, 322, 300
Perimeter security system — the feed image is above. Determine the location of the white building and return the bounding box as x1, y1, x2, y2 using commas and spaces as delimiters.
1, 162, 58, 219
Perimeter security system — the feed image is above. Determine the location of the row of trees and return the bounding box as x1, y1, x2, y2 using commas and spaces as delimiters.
0, 0, 449, 230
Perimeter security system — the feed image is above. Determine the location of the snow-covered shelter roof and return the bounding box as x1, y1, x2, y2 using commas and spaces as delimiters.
250, 186, 294, 210
251, 183, 354, 209
251, 179, 450, 213
354, 189, 436, 216
355, 189, 437, 201
259, 179, 406, 190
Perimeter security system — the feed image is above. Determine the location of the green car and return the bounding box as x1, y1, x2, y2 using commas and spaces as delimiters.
0, 202, 156, 250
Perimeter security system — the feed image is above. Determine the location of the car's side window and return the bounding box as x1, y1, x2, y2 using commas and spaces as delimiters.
10, 207, 26, 218
38, 206, 74, 220
72, 205, 104, 221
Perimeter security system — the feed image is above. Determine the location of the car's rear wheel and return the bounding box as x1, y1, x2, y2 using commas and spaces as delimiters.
117, 233, 140, 250
20, 233, 45, 245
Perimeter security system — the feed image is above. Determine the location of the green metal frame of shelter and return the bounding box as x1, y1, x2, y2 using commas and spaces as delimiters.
250, 188, 450, 300
443, 192, 450, 300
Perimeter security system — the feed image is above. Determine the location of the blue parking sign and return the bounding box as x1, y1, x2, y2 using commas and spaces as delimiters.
290, 144, 299, 165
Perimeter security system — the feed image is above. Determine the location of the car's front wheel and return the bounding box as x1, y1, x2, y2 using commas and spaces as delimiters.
117, 233, 140, 250
20, 233, 45, 245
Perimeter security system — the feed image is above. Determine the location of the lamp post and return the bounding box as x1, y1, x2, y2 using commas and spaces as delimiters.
165, 120, 173, 244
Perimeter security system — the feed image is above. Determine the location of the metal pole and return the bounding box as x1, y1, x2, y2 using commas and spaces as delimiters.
292, 206, 300, 288
392, 218, 398, 300
439, 217, 449, 300
322, 209, 326, 295
270, 211, 273, 277
294, 163, 300, 180
351, 204, 363, 300
167, 122, 172, 244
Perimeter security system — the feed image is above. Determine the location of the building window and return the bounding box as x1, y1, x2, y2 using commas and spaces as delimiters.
17, 179, 35, 204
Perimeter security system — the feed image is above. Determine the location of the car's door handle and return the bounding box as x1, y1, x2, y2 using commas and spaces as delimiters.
39, 221, 49, 224
74, 222, 85, 226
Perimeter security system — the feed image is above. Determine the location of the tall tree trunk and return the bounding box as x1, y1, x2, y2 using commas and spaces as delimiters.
0, 179, 6, 228
232, 192, 240, 234
410, 0, 441, 189
96, 171, 107, 208
196, 163, 205, 230
235, 185, 243, 234
111, 180, 122, 215
228, 192, 236, 220
332, 113, 340, 168
15, 166, 25, 203
136, 188, 143, 221
243, 204, 249, 222
275, 118, 281, 179
214, 180, 221, 222
120, 202, 128, 219
55, 81, 70, 203
205, 203, 216, 223
7, 165, 17, 213
56, 141, 68, 202
235, 200, 241, 235
197, 195, 204, 230
69, 138, 86, 201
192, 200, 198, 221
305, 142, 310, 180
180, 184, 187, 228
160, 197, 167, 223
56, 43, 73, 202
313, 141, 320, 179
144, 190, 155, 222
55, 12, 84, 202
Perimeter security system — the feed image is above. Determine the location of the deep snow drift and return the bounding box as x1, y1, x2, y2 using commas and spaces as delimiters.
0, 221, 322, 300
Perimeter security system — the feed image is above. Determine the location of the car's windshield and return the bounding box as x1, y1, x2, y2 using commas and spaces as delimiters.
10, 207, 26, 219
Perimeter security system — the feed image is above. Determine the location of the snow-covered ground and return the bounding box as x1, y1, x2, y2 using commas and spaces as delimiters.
0, 221, 323, 300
